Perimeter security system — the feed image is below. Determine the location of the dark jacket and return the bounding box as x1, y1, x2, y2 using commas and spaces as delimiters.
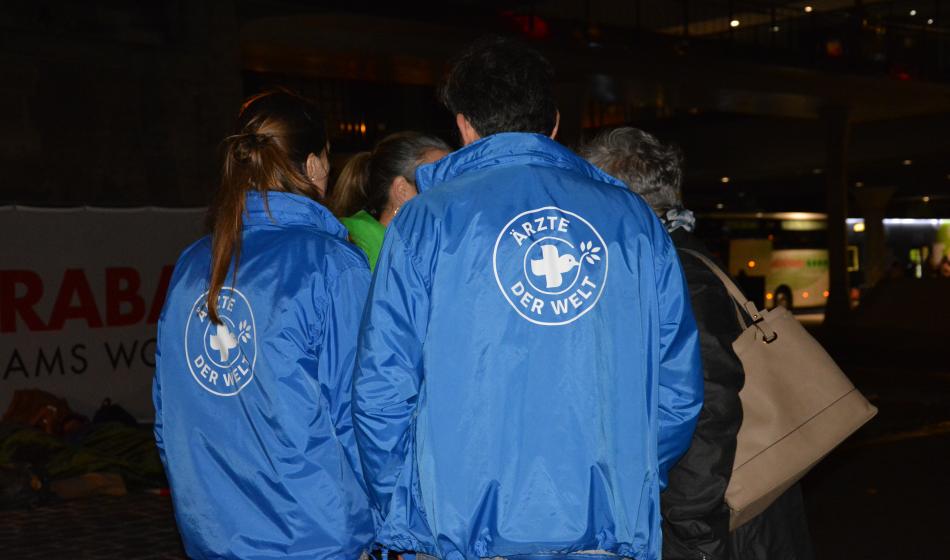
662, 229, 816, 560
729, 483, 815, 560
662, 229, 745, 560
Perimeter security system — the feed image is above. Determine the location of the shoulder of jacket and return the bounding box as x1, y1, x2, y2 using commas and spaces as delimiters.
275, 225, 366, 260
169, 236, 211, 280
678, 251, 729, 292
325, 234, 371, 267
253, 227, 371, 287
178, 235, 211, 260
674, 239, 726, 280
304, 234, 371, 289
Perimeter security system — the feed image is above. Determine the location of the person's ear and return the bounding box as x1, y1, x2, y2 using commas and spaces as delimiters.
456, 114, 481, 146
549, 111, 560, 140
391, 176, 417, 206
306, 149, 330, 196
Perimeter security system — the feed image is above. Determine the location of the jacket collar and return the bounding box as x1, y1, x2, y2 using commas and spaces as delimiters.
243, 191, 348, 240
415, 132, 628, 193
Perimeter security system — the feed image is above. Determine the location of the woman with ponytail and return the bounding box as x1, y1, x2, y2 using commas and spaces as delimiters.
327, 132, 450, 270
152, 90, 374, 559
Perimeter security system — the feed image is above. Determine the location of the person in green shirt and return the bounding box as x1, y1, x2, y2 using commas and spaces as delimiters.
328, 132, 450, 270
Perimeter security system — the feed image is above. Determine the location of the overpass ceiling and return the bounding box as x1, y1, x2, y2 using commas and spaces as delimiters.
533, 0, 941, 36
238, 6, 950, 213
647, 112, 950, 181
240, 11, 950, 121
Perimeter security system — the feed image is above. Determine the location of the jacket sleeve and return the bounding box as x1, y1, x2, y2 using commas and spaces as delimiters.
662, 251, 745, 560
317, 264, 372, 477
152, 332, 166, 465
152, 263, 180, 470
655, 238, 705, 489
152, 254, 194, 470
353, 225, 429, 518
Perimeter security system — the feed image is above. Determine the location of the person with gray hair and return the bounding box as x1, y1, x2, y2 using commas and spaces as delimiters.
581, 127, 815, 560
580, 127, 694, 231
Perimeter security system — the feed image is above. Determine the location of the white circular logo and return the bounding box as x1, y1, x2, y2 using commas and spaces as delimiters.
493, 207, 609, 326
184, 287, 257, 396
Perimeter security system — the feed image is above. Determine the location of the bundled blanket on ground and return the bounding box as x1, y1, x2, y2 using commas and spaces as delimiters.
0, 421, 165, 488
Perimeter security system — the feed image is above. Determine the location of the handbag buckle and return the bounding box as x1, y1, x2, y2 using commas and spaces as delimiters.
755, 322, 778, 343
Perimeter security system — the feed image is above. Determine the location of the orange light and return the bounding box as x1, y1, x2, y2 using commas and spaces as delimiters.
823, 290, 830, 298
802, 291, 810, 299
767, 234, 775, 241
747, 260, 757, 269
766, 292, 774, 300
360, 122, 367, 134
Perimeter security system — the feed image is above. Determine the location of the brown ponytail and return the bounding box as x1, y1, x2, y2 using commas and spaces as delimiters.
326, 151, 371, 218
207, 91, 328, 324
327, 132, 451, 221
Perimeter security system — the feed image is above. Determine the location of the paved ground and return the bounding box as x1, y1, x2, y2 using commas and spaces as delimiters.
3, 362, 948, 559
2, 493, 185, 559
805, 431, 950, 559
802, 362, 950, 559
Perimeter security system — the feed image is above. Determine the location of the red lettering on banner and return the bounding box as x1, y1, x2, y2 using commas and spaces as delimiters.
147, 265, 174, 324
0, 270, 48, 333
1, 266, 175, 332
106, 268, 146, 326
47, 269, 104, 330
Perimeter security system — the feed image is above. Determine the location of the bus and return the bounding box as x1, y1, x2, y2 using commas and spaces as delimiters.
696, 212, 832, 311
696, 212, 949, 311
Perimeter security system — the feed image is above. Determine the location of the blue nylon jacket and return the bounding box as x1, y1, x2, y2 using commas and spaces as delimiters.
153, 192, 374, 559
353, 133, 704, 560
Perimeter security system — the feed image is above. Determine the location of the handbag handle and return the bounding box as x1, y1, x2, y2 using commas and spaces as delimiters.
678, 248, 777, 342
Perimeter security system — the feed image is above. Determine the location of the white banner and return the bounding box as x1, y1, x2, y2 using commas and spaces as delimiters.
0, 206, 207, 421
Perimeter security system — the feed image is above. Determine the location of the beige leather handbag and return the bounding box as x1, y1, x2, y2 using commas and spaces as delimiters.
680, 249, 878, 530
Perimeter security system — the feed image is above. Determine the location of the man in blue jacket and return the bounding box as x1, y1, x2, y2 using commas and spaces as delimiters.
354, 37, 704, 560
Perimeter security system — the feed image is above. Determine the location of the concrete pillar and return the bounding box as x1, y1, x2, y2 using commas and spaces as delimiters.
823, 106, 852, 325
855, 186, 896, 288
